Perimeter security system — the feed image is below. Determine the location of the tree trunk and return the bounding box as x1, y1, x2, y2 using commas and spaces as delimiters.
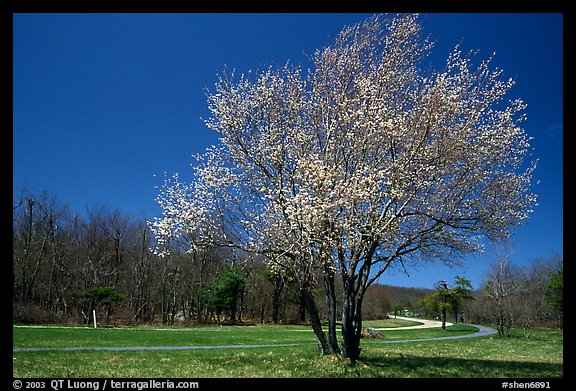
271, 275, 284, 324
229, 300, 236, 323
302, 289, 332, 355
298, 290, 307, 323
341, 282, 363, 363
324, 271, 340, 354
505, 318, 512, 337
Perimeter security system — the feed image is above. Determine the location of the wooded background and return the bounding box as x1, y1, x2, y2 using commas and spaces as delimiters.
13, 189, 562, 330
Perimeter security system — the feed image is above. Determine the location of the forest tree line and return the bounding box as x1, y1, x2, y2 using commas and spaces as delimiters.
13, 189, 562, 330
12, 189, 394, 325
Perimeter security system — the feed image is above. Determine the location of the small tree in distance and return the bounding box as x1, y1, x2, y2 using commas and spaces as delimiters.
150, 14, 537, 363
420, 276, 473, 329
72, 286, 125, 325
485, 245, 525, 337
450, 276, 474, 323
546, 264, 563, 326
198, 266, 246, 324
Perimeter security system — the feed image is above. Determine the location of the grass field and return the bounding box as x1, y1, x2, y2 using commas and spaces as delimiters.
13, 320, 563, 378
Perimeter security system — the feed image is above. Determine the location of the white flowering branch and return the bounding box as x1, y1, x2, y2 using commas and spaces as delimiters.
150, 13, 537, 361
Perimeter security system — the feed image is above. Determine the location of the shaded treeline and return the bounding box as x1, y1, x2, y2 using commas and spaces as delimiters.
13, 189, 561, 330
13, 189, 396, 325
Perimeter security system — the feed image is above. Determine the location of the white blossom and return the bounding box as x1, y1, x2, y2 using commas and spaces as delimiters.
150, 12, 536, 298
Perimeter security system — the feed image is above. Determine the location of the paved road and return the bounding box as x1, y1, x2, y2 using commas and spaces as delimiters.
13, 318, 497, 353
370, 324, 498, 344
377, 315, 453, 330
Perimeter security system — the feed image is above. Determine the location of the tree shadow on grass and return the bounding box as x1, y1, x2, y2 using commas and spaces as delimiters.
358, 353, 563, 378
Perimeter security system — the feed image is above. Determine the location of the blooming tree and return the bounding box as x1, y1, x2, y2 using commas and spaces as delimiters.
150, 14, 536, 362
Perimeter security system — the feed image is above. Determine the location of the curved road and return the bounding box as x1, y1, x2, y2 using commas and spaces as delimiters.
13, 317, 497, 353
376, 315, 453, 330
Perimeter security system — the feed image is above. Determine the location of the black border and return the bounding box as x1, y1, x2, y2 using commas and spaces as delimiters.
4, 0, 571, 388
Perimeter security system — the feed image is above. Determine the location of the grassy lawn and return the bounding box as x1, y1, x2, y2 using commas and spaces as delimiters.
358, 328, 563, 378
13, 323, 314, 349
13, 322, 562, 378
363, 318, 423, 328
12, 317, 419, 349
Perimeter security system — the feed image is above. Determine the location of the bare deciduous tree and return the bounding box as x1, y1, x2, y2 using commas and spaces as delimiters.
484, 244, 526, 337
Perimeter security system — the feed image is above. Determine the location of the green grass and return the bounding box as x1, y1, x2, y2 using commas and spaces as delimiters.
12, 317, 418, 349
363, 318, 423, 328
13, 324, 313, 349
367, 324, 479, 341
13, 323, 563, 378
358, 327, 564, 378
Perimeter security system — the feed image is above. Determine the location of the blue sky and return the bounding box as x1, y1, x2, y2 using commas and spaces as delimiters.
13, 13, 563, 289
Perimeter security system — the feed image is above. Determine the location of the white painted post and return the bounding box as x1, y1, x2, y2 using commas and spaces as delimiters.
93, 310, 97, 329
